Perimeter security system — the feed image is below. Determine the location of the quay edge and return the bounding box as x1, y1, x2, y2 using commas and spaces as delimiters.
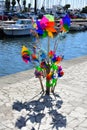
55, 18, 87, 32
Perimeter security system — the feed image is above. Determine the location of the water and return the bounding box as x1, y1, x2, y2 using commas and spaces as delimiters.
0, 31, 87, 77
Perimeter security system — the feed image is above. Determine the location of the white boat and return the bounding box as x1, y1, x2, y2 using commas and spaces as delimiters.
3, 19, 33, 36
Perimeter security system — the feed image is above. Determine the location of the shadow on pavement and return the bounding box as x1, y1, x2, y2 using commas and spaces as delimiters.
12, 93, 66, 130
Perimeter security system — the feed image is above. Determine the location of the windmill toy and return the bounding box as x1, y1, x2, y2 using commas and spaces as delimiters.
21, 14, 70, 95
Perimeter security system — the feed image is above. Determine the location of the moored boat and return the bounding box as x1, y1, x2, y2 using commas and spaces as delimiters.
3, 19, 33, 36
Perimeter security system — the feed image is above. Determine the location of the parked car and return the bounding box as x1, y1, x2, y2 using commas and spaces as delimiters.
69, 14, 77, 19
0, 15, 8, 20
0, 12, 8, 20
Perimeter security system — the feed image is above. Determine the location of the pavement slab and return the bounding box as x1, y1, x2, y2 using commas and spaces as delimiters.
0, 56, 87, 130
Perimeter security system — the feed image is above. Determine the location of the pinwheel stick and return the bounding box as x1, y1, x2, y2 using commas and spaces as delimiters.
47, 37, 50, 63
54, 37, 59, 53
46, 63, 50, 95
39, 77, 44, 92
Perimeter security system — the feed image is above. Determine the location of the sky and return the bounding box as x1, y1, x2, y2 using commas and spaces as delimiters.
0, 0, 87, 9
25, 0, 87, 9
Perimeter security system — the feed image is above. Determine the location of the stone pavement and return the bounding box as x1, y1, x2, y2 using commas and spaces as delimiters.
0, 56, 87, 130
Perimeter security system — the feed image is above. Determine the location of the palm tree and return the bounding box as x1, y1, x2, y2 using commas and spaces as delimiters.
23, 0, 26, 12
28, 3, 31, 12
5, 0, 10, 11
16, 0, 22, 12
63, 4, 70, 11
12, 0, 16, 11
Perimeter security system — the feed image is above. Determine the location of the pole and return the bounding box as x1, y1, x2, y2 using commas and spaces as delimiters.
39, 77, 44, 92
34, 0, 37, 14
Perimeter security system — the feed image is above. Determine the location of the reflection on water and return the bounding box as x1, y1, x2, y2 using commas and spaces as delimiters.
0, 31, 87, 76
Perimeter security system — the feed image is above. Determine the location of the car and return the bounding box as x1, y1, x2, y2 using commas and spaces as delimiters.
69, 14, 77, 19
0, 15, 8, 20
0, 11, 8, 20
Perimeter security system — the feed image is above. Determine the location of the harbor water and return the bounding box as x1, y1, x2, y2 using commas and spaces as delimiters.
0, 31, 87, 77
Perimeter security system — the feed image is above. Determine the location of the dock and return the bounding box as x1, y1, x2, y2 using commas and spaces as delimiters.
0, 19, 87, 38
55, 19, 87, 32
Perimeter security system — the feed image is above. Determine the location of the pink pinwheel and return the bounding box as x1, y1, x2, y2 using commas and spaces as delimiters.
34, 14, 57, 37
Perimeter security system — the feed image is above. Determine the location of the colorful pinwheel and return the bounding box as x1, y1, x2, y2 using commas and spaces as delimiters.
20, 14, 71, 95
21, 46, 31, 63
60, 15, 71, 32
33, 14, 57, 38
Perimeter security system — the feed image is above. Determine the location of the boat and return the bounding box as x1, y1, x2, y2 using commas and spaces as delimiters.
3, 19, 33, 36
70, 23, 86, 31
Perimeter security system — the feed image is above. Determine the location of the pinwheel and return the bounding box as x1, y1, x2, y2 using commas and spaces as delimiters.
52, 54, 64, 64
39, 49, 47, 60
33, 14, 57, 38
21, 46, 31, 63
48, 50, 55, 58
31, 53, 39, 62
58, 65, 64, 77
40, 61, 47, 69
60, 15, 70, 32
46, 72, 53, 80
20, 13, 71, 95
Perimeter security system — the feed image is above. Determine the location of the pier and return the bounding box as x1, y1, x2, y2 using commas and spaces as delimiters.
0, 19, 87, 38
55, 19, 87, 32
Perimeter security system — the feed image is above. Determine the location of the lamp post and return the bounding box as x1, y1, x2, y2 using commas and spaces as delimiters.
34, 0, 37, 14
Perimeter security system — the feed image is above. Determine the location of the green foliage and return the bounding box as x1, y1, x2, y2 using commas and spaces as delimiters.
28, 3, 31, 12
81, 6, 87, 13
16, 0, 20, 4
63, 4, 70, 10
28, 3, 31, 8
23, 0, 26, 12
12, 0, 16, 11
23, 0, 26, 6
41, 6, 45, 12
17, 0, 22, 12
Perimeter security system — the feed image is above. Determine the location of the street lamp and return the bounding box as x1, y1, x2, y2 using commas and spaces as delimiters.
34, 0, 37, 14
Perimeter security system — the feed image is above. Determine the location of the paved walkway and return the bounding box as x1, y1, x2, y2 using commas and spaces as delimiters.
0, 56, 87, 130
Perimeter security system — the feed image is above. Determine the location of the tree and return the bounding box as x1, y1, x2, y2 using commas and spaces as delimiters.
41, 6, 45, 13
81, 6, 87, 13
23, 0, 26, 12
28, 3, 31, 12
17, 0, 22, 12
63, 4, 70, 11
12, 0, 16, 11
5, 0, 10, 11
